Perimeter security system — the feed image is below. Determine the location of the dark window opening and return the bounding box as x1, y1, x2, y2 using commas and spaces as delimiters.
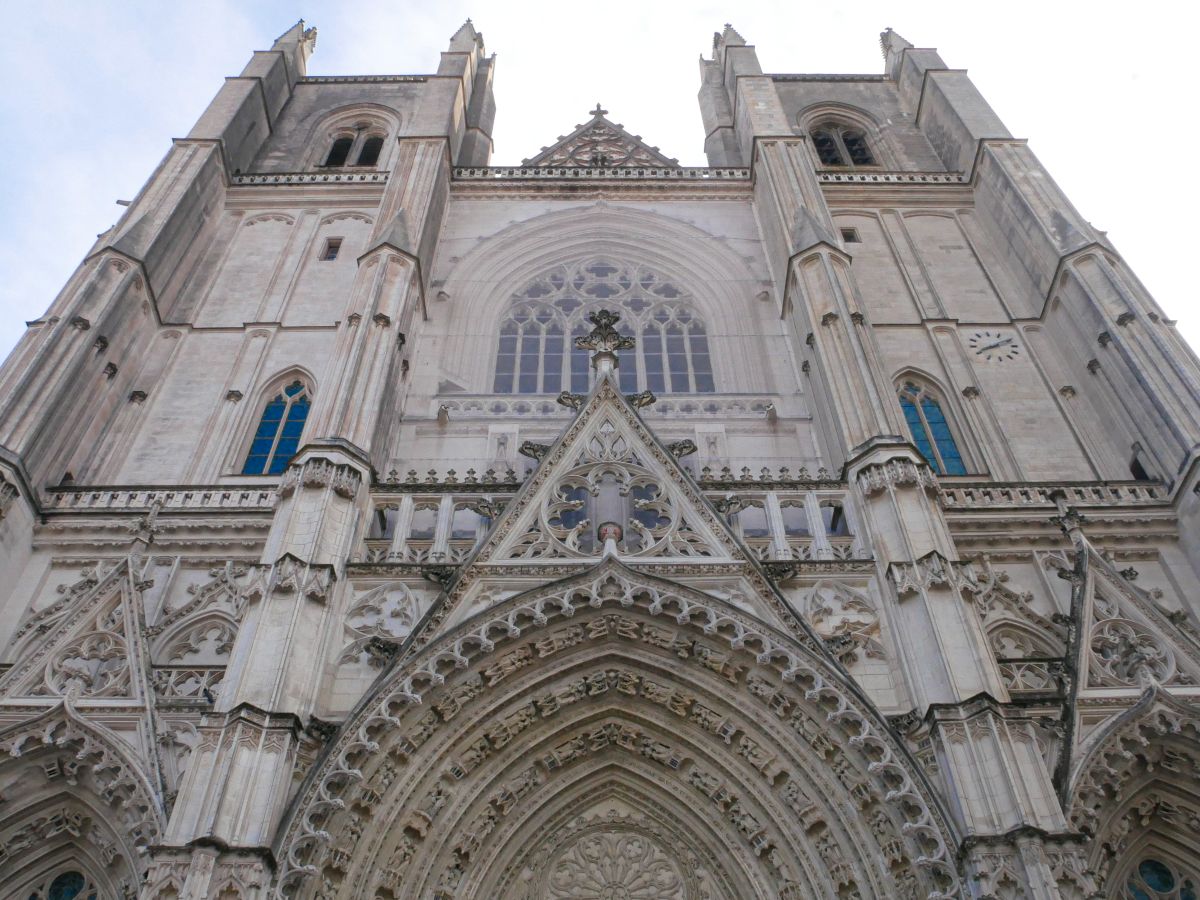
356, 136, 384, 166
1130, 454, 1152, 481
811, 123, 877, 168
840, 228, 861, 243
812, 129, 844, 166
321, 238, 342, 261
323, 137, 353, 167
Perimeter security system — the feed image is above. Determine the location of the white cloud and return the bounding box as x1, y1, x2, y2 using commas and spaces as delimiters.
1, 1, 1195, 360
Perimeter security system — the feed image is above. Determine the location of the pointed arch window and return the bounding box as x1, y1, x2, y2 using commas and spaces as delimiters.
898, 382, 967, 475
493, 259, 716, 395
811, 123, 876, 167
242, 380, 311, 476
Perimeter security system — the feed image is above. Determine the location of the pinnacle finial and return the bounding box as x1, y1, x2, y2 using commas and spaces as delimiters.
590, 103, 608, 117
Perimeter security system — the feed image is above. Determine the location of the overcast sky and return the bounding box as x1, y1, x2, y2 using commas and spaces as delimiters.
1, 1, 1195, 361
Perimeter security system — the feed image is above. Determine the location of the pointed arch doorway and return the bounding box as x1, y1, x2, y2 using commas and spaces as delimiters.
274, 562, 959, 899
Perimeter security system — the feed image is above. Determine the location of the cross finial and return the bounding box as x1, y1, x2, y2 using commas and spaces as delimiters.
590, 103, 608, 117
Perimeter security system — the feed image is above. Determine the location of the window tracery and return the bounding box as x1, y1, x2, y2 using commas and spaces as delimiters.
25, 869, 99, 900
1123, 857, 1198, 899
810, 123, 876, 167
897, 381, 967, 475
241, 380, 311, 476
493, 259, 715, 395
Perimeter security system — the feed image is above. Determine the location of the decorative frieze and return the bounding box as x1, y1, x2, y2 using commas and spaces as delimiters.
855, 458, 938, 496
278, 457, 361, 500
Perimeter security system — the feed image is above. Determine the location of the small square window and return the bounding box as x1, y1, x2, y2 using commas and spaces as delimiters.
321, 238, 342, 261
840, 228, 861, 244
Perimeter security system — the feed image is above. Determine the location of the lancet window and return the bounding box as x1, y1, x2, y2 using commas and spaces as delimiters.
242, 380, 311, 476
811, 123, 876, 167
492, 259, 716, 395
897, 381, 967, 475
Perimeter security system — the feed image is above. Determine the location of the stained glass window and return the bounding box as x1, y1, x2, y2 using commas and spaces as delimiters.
242, 380, 311, 476
493, 259, 716, 395
1124, 857, 1199, 899
26, 870, 98, 900
898, 382, 967, 475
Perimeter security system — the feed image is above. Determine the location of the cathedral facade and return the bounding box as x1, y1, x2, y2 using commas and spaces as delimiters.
2, 18, 1199, 900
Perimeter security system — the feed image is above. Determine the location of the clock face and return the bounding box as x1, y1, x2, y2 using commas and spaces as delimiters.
968, 330, 1020, 362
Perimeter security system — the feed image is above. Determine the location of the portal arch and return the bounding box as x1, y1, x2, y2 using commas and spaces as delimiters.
274, 561, 960, 898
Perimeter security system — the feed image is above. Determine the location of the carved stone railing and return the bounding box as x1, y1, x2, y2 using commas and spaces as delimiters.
376, 466, 524, 490
152, 666, 225, 703
453, 166, 751, 181
997, 658, 1066, 697
939, 481, 1167, 511
299, 75, 428, 84
231, 171, 389, 186
45, 486, 278, 513
697, 466, 841, 490
772, 73, 889, 82
816, 170, 967, 184
357, 539, 477, 565
436, 393, 777, 420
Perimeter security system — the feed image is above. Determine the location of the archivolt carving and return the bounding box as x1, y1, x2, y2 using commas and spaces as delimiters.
1069, 688, 1200, 870
274, 560, 960, 899
0, 701, 163, 861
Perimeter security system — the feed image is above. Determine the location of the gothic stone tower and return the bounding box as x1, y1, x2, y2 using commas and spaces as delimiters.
1, 19, 1199, 900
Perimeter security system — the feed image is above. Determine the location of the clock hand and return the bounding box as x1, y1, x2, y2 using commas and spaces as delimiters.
980, 338, 1014, 352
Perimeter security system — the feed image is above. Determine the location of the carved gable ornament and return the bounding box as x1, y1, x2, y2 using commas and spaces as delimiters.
523, 105, 680, 168
471, 374, 742, 566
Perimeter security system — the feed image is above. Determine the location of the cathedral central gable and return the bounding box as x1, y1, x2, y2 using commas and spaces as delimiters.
523, 105, 680, 167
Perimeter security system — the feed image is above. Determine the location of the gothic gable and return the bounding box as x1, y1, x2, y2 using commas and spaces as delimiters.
523, 105, 680, 168
474, 374, 739, 566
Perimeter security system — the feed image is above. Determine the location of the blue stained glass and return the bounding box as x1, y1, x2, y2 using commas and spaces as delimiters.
281, 418, 306, 438
48, 872, 85, 900
1181, 882, 1197, 900
283, 381, 306, 397
1125, 886, 1151, 900
901, 398, 938, 472
259, 400, 285, 422
1139, 860, 1176, 891
290, 400, 309, 419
